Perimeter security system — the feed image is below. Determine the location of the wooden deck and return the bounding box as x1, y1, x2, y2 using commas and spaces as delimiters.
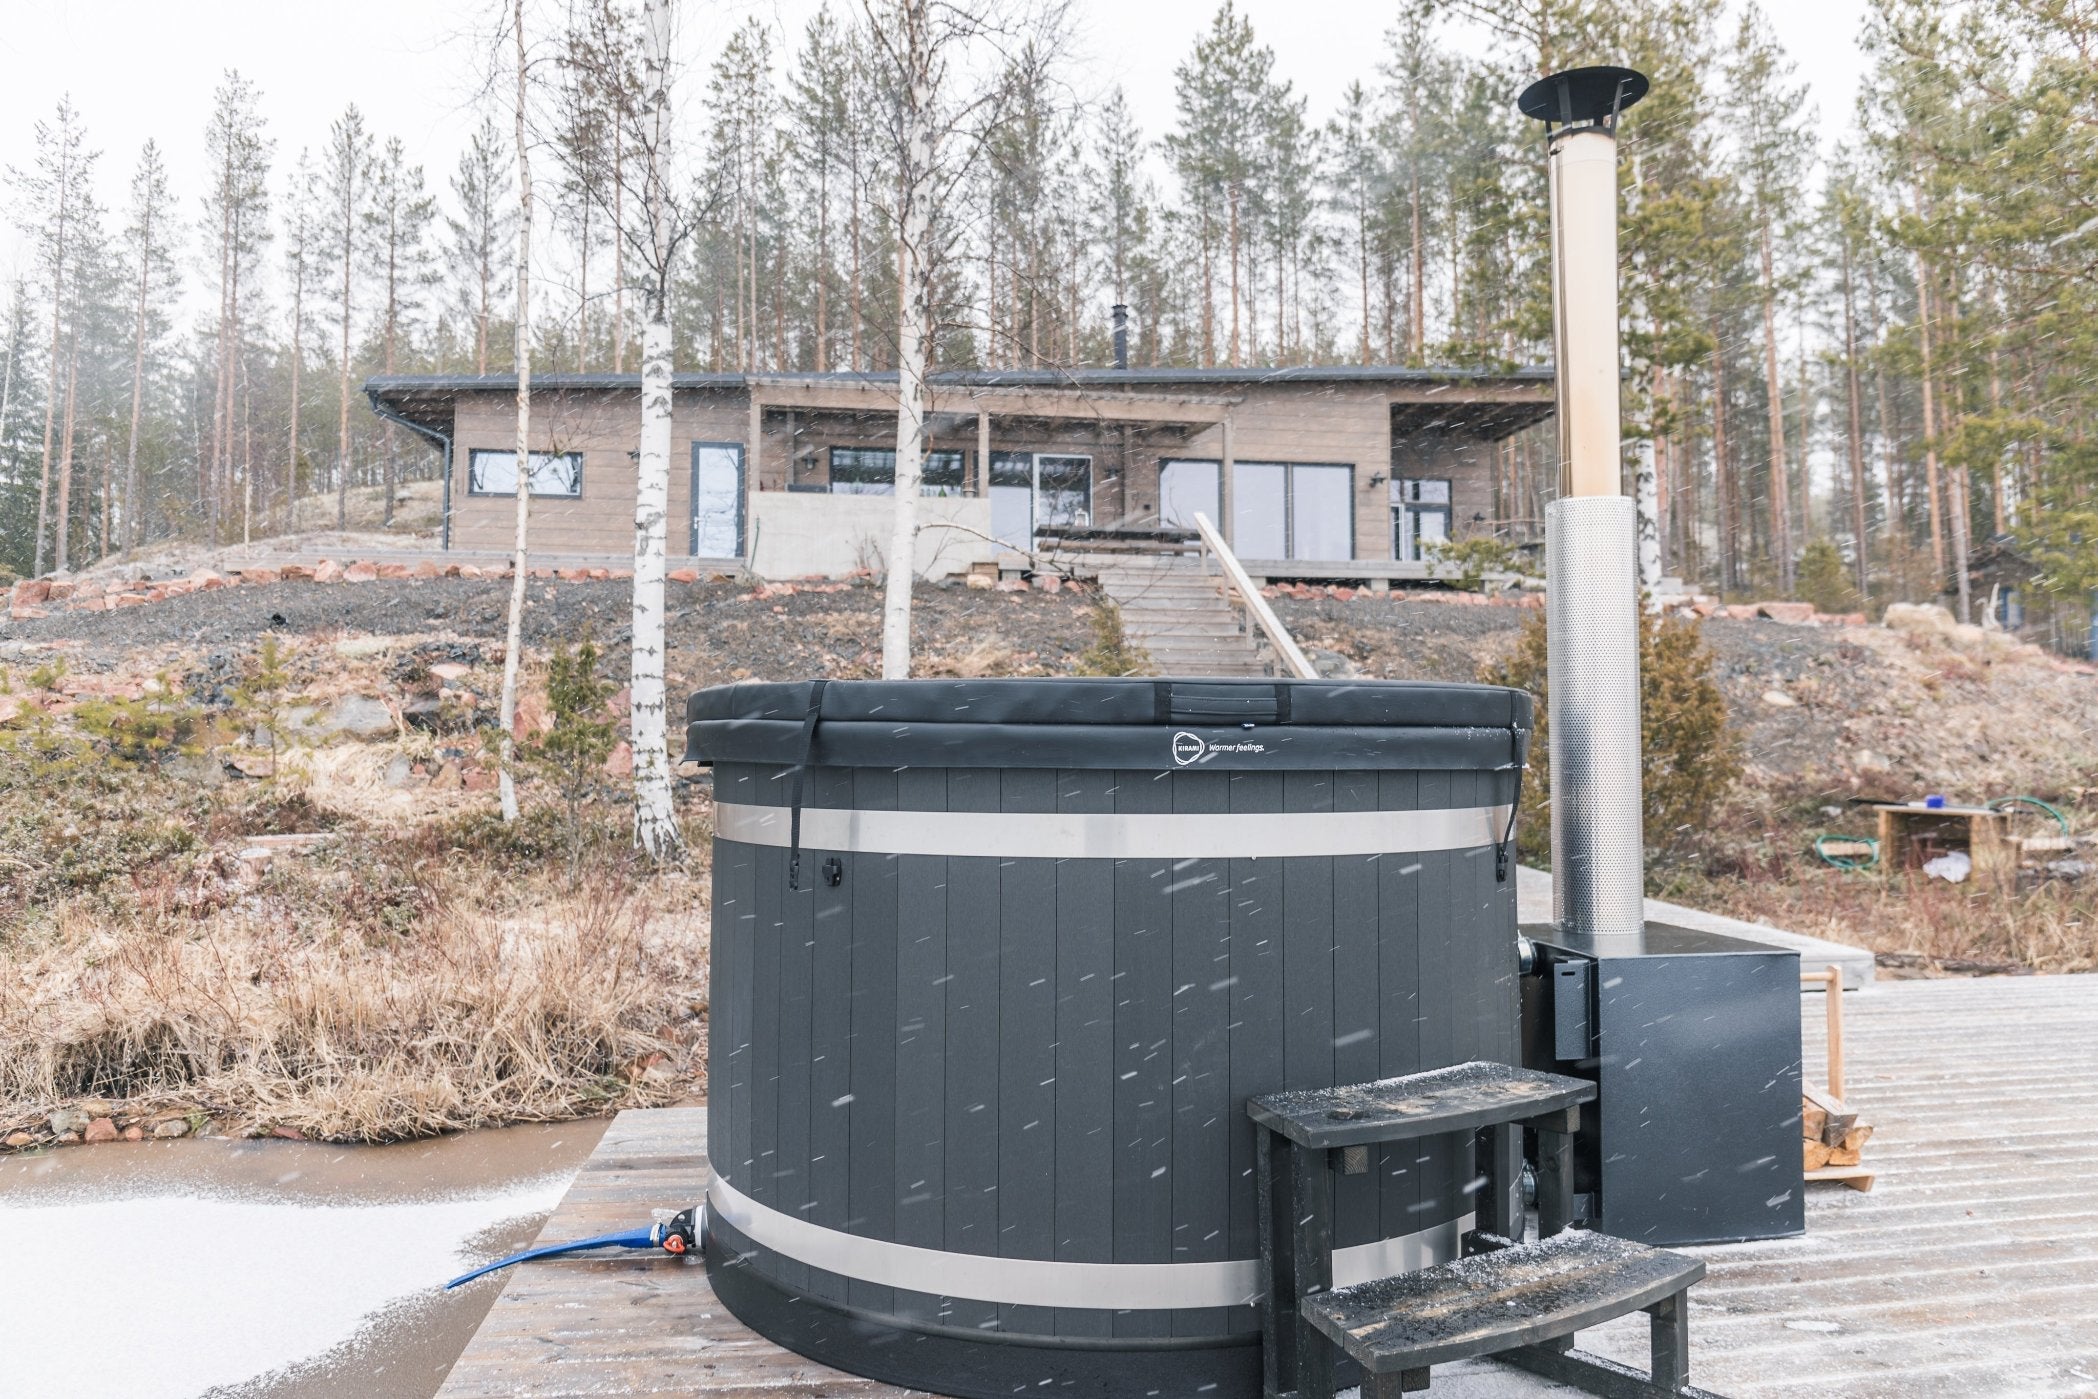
438, 974, 2098, 1398
435, 1107, 907, 1398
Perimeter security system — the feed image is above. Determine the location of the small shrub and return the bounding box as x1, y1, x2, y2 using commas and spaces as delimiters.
233, 636, 298, 780
1425, 536, 1528, 592
1073, 601, 1151, 676
523, 630, 618, 879
74, 676, 205, 772
1480, 607, 1742, 864
1795, 538, 1858, 615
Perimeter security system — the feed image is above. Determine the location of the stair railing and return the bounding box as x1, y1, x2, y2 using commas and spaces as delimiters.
1191, 511, 1318, 680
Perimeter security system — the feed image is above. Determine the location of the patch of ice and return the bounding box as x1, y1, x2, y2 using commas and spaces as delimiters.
0, 1176, 566, 1398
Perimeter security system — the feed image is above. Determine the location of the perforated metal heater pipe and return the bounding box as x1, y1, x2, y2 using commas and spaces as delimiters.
1520, 66, 1650, 940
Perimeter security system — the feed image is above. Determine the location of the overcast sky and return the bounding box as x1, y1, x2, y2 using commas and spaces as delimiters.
0, 0, 1869, 285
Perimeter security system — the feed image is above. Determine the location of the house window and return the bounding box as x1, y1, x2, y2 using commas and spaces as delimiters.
1393, 477, 1452, 562
828, 447, 967, 495
467, 449, 583, 498
1230, 461, 1355, 561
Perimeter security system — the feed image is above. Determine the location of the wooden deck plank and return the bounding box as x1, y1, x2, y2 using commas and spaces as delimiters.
435, 1107, 916, 1398
442, 976, 2098, 1398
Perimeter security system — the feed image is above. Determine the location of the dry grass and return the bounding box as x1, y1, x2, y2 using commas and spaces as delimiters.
0, 817, 710, 1143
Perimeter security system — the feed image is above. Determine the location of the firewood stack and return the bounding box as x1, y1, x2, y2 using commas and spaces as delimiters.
1803, 1085, 1875, 1191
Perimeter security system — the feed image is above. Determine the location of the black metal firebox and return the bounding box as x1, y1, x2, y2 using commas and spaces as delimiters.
1521, 923, 1805, 1247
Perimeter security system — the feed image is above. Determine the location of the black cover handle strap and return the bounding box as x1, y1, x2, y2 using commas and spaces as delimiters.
1497, 721, 1523, 883
787, 679, 828, 891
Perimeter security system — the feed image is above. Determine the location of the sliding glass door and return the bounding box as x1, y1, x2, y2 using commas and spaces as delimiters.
989, 453, 1093, 550
1229, 461, 1355, 561
690, 442, 744, 557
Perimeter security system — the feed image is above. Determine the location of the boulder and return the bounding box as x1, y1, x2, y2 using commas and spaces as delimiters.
122, 1124, 145, 1141
327, 695, 396, 739
164, 752, 226, 787
152, 1118, 191, 1139
383, 755, 415, 787
4, 1131, 34, 1148
1883, 601, 1956, 637
343, 561, 379, 583
668, 568, 700, 584
47, 1107, 89, 1136
46, 580, 77, 601
11, 579, 51, 605
604, 741, 634, 777
279, 564, 313, 581
240, 568, 281, 586
1756, 601, 1816, 624
84, 1117, 119, 1144
430, 761, 465, 791
376, 563, 411, 580
311, 560, 343, 583
8, 604, 47, 621
429, 662, 471, 683
410, 561, 440, 579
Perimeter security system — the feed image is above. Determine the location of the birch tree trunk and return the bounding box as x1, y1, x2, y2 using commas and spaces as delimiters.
498, 0, 536, 825
880, 0, 934, 680
631, 0, 685, 861
1635, 433, 1661, 608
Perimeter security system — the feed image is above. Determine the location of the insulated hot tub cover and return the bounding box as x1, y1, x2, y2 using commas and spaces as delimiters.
684, 677, 1533, 1399
684, 676, 1532, 771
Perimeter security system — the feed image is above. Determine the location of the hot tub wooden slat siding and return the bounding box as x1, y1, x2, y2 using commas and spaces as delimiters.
434, 1106, 903, 1398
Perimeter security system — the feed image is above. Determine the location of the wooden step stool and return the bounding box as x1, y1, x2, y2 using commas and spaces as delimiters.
1248, 1062, 1722, 1399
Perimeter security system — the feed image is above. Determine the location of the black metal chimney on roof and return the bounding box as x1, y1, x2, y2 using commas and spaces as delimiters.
1111, 303, 1129, 370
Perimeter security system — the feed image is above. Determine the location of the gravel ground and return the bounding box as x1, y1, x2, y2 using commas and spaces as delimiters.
4, 575, 1101, 687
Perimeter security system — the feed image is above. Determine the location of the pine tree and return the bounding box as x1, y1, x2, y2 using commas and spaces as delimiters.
446, 118, 516, 375
201, 72, 272, 545
321, 104, 372, 531
369, 136, 437, 525
119, 139, 178, 551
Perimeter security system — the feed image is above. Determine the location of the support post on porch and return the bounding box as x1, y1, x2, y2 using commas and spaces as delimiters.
1219, 414, 1236, 548
746, 392, 762, 568
976, 408, 990, 497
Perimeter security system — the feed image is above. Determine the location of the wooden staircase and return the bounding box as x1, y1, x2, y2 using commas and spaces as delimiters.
1092, 552, 1273, 677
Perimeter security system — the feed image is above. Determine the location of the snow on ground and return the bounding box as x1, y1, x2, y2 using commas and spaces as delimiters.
0, 1175, 567, 1398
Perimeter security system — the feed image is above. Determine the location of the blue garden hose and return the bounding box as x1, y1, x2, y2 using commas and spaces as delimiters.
445, 1204, 702, 1289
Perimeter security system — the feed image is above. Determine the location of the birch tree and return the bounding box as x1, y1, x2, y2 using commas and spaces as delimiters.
861, 0, 1052, 677
497, 0, 537, 825
630, 0, 691, 860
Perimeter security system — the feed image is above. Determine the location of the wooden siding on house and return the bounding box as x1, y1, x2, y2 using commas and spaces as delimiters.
436, 378, 1539, 565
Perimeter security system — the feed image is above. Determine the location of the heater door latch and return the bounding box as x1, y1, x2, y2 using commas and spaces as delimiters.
1552, 960, 1595, 1062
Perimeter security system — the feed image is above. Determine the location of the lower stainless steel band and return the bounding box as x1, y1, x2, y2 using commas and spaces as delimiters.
713, 801, 1512, 861
707, 1174, 1467, 1311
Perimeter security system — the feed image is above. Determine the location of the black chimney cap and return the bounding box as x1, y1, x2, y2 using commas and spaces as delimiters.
1517, 66, 1648, 131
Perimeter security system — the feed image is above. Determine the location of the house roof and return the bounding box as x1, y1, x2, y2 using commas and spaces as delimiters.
365, 365, 1556, 440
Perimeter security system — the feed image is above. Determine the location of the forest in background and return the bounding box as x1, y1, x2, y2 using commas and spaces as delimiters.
3, 0, 2095, 639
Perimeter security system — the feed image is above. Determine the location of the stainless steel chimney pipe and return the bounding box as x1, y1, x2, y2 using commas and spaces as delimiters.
1518, 66, 1649, 940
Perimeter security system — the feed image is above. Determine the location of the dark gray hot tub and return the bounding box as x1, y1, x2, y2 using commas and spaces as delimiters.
683, 677, 1532, 1398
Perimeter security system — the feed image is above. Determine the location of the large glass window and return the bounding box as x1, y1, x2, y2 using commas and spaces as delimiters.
828, 447, 966, 495
1393, 477, 1452, 562
467, 449, 583, 497
1229, 461, 1356, 561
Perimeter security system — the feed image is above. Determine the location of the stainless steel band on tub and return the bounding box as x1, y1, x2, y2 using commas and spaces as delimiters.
708, 1174, 1467, 1311
714, 801, 1513, 861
